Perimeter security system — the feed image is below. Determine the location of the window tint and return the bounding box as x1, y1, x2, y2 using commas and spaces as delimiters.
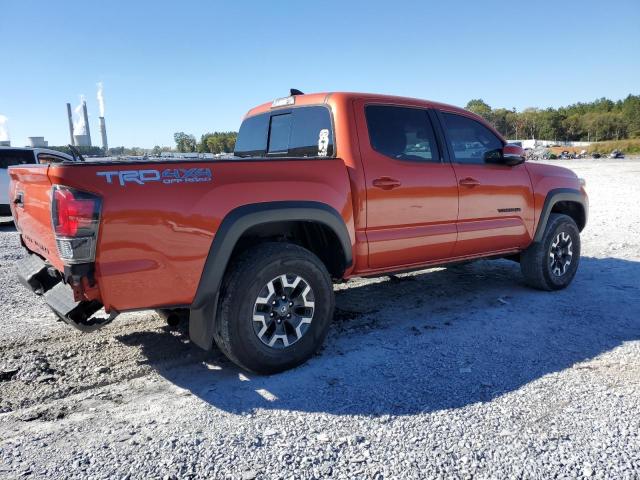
234, 106, 334, 158
442, 113, 503, 164
268, 114, 292, 153
289, 107, 333, 157
365, 105, 440, 162
234, 114, 269, 157
0, 150, 36, 169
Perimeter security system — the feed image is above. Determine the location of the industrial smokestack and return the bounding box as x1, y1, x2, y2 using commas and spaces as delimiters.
82, 101, 91, 146
99, 117, 108, 153
66, 103, 75, 145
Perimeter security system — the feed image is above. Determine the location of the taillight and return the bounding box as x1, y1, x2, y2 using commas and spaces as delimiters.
51, 185, 101, 264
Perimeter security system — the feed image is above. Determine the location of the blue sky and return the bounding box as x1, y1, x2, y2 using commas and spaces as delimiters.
1, 0, 639, 148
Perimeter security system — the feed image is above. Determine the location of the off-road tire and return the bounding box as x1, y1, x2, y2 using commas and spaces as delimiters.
215, 242, 334, 374
521, 213, 581, 291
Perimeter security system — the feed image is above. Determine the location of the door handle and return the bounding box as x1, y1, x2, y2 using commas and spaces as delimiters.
372, 177, 402, 190
459, 177, 480, 187
13, 192, 24, 207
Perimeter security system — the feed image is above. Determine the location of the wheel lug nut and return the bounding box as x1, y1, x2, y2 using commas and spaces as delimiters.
287, 313, 291, 318
289, 302, 293, 307
270, 312, 274, 317
281, 296, 286, 300
272, 301, 276, 305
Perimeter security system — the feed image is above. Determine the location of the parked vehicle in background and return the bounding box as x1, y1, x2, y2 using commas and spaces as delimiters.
1, 147, 74, 215
609, 149, 624, 159
592, 153, 602, 159
9, 91, 588, 373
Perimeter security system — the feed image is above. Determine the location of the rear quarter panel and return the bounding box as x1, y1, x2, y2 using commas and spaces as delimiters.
47, 159, 353, 312
8, 165, 63, 269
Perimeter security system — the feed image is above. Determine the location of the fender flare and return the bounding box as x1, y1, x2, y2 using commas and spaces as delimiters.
188, 201, 353, 350
533, 188, 587, 243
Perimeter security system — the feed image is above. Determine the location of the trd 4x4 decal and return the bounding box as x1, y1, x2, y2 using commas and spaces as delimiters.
96, 168, 212, 186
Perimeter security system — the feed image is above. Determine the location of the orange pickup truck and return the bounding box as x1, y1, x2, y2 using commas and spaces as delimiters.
10, 91, 588, 373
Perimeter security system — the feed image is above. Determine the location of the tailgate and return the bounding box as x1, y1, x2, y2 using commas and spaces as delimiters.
8, 164, 63, 270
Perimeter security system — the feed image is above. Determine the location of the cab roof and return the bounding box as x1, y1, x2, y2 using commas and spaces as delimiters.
244, 91, 472, 118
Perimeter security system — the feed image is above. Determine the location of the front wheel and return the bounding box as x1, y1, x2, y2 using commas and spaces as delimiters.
215, 242, 335, 374
520, 213, 581, 291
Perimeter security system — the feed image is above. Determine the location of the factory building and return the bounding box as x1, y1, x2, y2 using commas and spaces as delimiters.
28, 136, 48, 147
74, 134, 91, 146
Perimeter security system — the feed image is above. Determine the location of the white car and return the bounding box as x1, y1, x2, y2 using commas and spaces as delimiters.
1, 147, 75, 215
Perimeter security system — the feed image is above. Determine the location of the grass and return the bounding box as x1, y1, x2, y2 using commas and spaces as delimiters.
587, 139, 640, 155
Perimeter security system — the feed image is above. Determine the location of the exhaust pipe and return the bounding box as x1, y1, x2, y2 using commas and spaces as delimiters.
157, 309, 188, 328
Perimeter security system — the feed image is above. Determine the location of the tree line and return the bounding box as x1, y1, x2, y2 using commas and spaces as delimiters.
174, 131, 237, 154
465, 94, 640, 142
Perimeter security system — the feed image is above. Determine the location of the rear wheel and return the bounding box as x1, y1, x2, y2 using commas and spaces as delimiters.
215, 242, 334, 374
520, 213, 581, 290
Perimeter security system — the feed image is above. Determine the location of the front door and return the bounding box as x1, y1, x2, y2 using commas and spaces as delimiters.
355, 102, 459, 270
438, 111, 534, 257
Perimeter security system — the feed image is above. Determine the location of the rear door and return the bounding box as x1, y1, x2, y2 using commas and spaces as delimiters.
355, 101, 459, 270
437, 111, 534, 257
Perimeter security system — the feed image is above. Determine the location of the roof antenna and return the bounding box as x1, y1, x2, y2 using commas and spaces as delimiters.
290, 89, 304, 96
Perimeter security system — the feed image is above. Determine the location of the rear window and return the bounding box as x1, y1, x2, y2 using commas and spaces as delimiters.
0, 150, 36, 169
234, 114, 269, 157
268, 114, 292, 154
235, 106, 334, 158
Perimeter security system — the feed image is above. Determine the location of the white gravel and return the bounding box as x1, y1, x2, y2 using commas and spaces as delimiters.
1, 158, 639, 479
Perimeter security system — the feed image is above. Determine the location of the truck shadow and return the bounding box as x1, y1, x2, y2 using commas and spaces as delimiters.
116, 256, 640, 416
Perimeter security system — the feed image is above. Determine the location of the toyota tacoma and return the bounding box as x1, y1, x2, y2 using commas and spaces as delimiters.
9, 91, 588, 373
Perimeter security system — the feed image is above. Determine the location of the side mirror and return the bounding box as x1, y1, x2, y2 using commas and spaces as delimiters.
502, 143, 525, 166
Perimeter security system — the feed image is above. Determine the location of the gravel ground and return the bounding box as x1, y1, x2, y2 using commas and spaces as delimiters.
1, 158, 639, 479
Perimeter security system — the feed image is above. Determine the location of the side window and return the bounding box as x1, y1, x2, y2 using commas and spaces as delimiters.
365, 105, 440, 162
441, 113, 503, 164
0, 150, 36, 169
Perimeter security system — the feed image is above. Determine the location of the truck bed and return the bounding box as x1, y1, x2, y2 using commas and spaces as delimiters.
9, 157, 353, 312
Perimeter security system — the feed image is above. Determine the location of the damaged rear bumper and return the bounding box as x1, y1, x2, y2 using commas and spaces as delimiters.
16, 250, 116, 332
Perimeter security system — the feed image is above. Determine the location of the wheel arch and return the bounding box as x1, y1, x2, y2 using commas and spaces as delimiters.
188, 201, 352, 350
533, 188, 587, 243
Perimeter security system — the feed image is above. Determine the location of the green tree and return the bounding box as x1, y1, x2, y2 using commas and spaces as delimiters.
465, 99, 492, 121
174, 132, 196, 152
520, 108, 541, 139
538, 109, 564, 141
562, 114, 584, 141
200, 131, 237, 154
